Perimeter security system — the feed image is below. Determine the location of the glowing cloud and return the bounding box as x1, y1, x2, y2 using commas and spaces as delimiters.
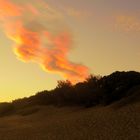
65, 7, 89, 19
0, 0, 89, 83
115, 15, 140, 32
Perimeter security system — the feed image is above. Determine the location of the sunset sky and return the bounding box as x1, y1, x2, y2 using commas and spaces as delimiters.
0, 0, 140, 102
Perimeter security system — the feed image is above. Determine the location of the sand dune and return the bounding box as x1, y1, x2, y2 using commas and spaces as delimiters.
0, 101, 139, 140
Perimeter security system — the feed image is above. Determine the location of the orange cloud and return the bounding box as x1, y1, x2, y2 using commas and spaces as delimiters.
66, 8, 87, 19
61, 7, 90, 20
0, 0, 21, 17
0, 0, 89, 83
115, 15, 140, 32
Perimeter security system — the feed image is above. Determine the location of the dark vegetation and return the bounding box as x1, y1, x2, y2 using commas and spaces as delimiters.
0, 71, 140, 116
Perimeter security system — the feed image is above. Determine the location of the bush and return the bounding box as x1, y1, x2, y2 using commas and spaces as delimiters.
0, 103, 15, 117
1, 71, 140, 117
17, 106, 40, 116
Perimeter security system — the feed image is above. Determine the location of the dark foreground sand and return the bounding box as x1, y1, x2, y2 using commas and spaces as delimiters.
0, 102, 139, 140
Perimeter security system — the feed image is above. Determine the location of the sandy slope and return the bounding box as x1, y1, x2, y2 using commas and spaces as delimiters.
0, 102, 139, 140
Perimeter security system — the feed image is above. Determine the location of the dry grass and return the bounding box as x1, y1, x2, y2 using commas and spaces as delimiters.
0, 101, 139, 140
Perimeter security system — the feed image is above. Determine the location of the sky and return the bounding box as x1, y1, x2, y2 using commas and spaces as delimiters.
0, 0, 140, 102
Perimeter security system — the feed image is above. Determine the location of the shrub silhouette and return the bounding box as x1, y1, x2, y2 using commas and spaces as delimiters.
0, 103, 15, 117
0, 71, 140, 117
100, 71, 140, 105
